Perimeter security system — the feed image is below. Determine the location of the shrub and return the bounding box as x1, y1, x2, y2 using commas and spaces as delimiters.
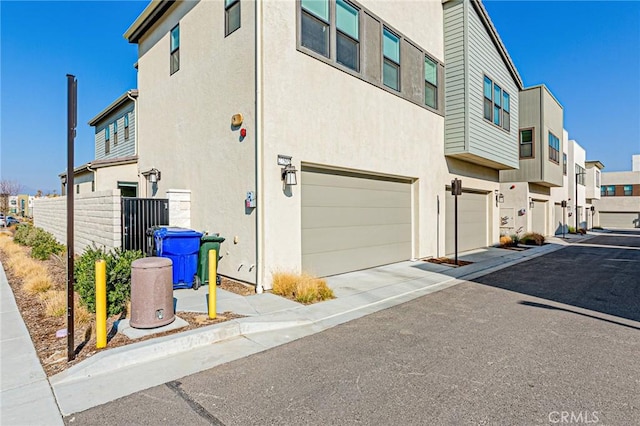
272, 271, 334, 304
74, 245, 143, 316
499, 235, 513, 247
13, 223, 64, 260
577, 228, 587, 235
521, 232, 545, 246
511, 234, 521, 245
568, 226, 577, 234
13, 223, 32, 245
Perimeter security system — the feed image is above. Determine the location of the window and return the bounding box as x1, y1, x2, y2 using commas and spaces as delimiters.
76, 185, 80, 194
113, 120, 118, 146
548, 132, 560, 163
424, 56, 437, 108
601, 185, 615, 196
124, 113, 130, 140
483, 76, 510, 131
382, 28, 400, 91
301, 0, 329, 58
503, 92, 510, 131
519, 128, 533, 158
336, 0, 359, 72
105, 126, 110, 154
623, 185, 632, 196
595, 170, 600, 187
483, 76, 492, 121
170, 24, 180, 75
575, 164, 585, 185
225, 0, 240, 36
563, 153, 567, 175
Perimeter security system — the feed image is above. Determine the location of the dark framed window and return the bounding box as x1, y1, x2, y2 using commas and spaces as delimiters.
424, 56, 437, 109
76, 185, 80, 194
575, 164, 585, 185
601, 185, 615, 196
225, 0, 240, 36
105, 126, 110, 154
124, 113, 130, 140
335, 0, 359, 72
301, 0, 329, 58
170, 24, 180, 75
548, 132, 560, 163
483, 75, 510, 131
113, 120, 118, 146
519, 128, 533, 158
623, 185, 632, 196
563, 153, 567, 175
595, 170, 600, 187
382, 27, 400, 91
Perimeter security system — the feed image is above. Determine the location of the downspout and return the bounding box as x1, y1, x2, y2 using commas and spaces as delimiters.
126, 90, 139, 194
254, 0, 264, 293
87, 164, 96, 192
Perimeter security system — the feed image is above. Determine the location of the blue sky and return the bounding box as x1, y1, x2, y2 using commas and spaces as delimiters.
1, 1, 639, 194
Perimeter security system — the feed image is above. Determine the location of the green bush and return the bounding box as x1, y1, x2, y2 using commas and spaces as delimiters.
568, 226, 577, 234
13, 223, 64, 260
75, 245, 144, 316
521, 232, 545, 246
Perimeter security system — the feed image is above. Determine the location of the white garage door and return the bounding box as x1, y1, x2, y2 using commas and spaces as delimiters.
599, 212, 640, 229
531, 200, 547, 235
301, 169, 412, 277
553, 203, 567, 235
445, 191, 488, 255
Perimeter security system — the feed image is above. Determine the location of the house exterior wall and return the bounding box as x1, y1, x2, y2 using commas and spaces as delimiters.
94, 103, 136, 161
96, 163, 139, 193
32, 190, 122, 254
593, 168, 640, 227
444, 0, 519, 170
585, 162, 603, 201
135, 0, 257, 284
568, 140, 586, 228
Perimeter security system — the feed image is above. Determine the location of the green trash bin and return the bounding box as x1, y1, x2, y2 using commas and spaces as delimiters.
193, 234, 226, 290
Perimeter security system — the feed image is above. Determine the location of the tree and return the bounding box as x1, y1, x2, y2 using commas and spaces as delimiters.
0, 179, 23, 216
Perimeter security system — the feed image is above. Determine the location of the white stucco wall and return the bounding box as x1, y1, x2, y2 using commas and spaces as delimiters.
96, 163, 139, 192
32, 190, 122, 254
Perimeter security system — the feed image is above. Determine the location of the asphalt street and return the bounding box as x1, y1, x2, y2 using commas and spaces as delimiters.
65, 233, 640, 425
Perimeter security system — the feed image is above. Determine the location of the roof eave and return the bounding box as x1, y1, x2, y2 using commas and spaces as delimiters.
124, 0, 175, 44
88, 90, 138, 127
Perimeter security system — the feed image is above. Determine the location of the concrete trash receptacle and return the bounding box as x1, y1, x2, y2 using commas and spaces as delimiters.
130, 257, 175, 329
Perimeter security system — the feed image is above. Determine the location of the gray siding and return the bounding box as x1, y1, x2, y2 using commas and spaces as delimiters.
94, 103, 136, 161
466, 1, 518, 169
541, 88, 564, 186
444, 0, 466, 153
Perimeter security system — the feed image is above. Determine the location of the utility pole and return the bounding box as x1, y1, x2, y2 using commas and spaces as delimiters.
66, 74, 77, 362
451, 179, 462, 266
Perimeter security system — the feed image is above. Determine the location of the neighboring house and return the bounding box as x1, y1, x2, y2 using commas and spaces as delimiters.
59, 90, 139, 197
16, 194, 35, 217
498, 85, 564, 237
584, 160, 604, 229
124, 0, 523, 290
8, 196, 18, 215
550, 136, 587, 231
592, 155, 640, 228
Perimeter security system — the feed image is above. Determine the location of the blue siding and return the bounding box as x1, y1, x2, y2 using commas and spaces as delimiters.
94, 103, 136, 160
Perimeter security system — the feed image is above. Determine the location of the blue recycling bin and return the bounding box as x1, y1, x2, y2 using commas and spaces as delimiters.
154, 227, 203, 289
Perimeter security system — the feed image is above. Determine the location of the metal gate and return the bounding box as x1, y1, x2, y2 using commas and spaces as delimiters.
121, 197, 169, 252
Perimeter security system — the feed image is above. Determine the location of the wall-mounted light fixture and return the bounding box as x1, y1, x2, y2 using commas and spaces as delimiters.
494, 190, 504, 207
61, 176, 67, 185
281, 164, 298, 186
529, 197, 534, 209
143, 168, 161, 183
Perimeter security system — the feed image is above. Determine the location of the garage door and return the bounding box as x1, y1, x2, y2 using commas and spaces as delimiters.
553, 203, 567, 235
531, 200, 547, 235
599, 212, 640, 229
301, 169, 412, 277
445, 191, 488, 255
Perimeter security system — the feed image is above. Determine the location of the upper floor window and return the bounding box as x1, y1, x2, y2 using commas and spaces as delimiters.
424, 56, 437, 109
113, 120, 118, 146
601, 185, 615, 196
336, 0, 359, 72
483, 76, 510, 131
124, 113, 130, 140
623, 185, 633, 196
382, 28, 400, 91
170, 25, 180, 75
301, 0, 329, 58
575, 164, 585, 185
105, 126, 110, 154
225, 0, 240, 36
563, 153, 567, 175
595, 170, 600, 187
548, 132, 560, 164
519, 128, 533, 158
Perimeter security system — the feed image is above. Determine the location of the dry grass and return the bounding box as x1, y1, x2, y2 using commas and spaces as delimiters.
43, 291, 66, 317
272, 271, 334, 304
499, 235, 513, 247
23, 271, 53, 294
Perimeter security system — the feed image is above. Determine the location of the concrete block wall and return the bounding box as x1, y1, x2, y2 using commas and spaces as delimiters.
33, 190, 122, 254
167, 189, 191, 228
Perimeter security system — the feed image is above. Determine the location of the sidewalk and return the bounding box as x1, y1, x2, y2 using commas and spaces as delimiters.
1, 237, 587, 422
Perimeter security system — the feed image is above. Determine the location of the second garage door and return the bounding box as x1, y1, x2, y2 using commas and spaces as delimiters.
301, 169, 412, 277
531, 200, 547, 235
599, 212, 640, 229
445, 191, 488, 255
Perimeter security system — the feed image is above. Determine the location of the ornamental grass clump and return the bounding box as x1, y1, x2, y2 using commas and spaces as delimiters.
272, 271, 335, 304
520, 232, 545, 246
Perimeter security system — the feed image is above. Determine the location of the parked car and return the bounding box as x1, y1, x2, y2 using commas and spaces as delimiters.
5, 216, 20, 226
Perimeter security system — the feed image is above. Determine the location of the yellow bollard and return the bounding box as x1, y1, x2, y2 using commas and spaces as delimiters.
208, 249, 217, 319
95, 259, 107, 349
